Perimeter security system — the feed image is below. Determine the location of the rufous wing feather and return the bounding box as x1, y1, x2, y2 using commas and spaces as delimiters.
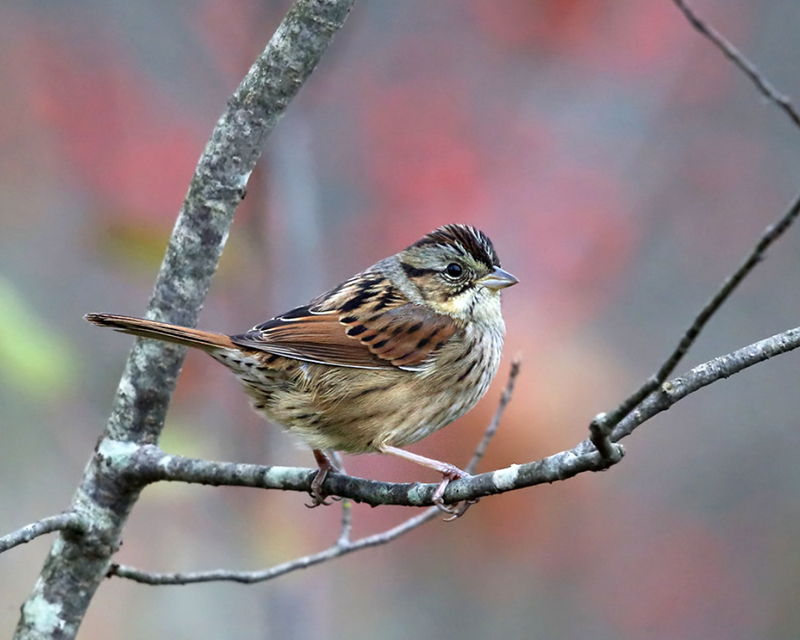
229, 276, 457, 371
339, 304, 456, 367
231, 310, 389, 369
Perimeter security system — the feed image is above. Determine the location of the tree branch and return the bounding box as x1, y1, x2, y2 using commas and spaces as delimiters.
119, 362, 529, 507
465, 357, 521, 475
14, 2, 356, 639
611, 325, 800, 441
589, 0, 800, 457
672, 0, 800, 130
591, 190, 800, 454
0, 514, 88, 554
109, 507, 442, 585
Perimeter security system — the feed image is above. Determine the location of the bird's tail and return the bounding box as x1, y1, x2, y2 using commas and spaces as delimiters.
85, 313, 235, 352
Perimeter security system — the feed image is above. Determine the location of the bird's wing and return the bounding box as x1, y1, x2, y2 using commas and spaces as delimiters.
230, 275, 457, 371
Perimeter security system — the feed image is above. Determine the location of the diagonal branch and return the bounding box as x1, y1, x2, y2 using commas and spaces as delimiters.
465, 357, 521, 475
610, 326, 800, 441
672, 0, 800, 130
14, 2, 357, 639
590, 191, 800, 455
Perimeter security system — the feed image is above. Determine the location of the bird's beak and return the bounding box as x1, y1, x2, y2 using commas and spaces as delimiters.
479, 267, 519, 291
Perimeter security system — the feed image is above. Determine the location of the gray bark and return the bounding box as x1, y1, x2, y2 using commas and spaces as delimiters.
14, 1, 356, 638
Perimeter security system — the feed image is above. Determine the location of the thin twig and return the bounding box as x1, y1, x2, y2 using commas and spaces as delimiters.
337, 500, 353, 547
672, 0, 800, 130
329, 452, 353, 546
591, 190, 800, 454
444, 358, 522, 518
465, 357, 521, 475
109, 507, 440, 585
110, 362, 523, 585
611, 325, 800, 441
0, 513, 87, 554
591, 0, 800, 455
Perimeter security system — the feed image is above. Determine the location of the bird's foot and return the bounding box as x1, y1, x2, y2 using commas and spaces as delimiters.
431, 464, 476, 519
305, 449, 338, 508
306, 467, 333, 508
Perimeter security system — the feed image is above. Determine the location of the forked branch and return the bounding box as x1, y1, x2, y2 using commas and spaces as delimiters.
590, 191, 800, 454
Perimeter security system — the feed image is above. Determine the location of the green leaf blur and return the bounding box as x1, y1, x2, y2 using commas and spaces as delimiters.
0, 278, 77, 398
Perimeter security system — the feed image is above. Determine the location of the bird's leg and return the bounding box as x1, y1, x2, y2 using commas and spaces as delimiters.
380, 446, 475, 517
306, 449, 338, 508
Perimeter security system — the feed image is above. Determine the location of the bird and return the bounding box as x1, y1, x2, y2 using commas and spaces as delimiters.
86, 224, 518, 514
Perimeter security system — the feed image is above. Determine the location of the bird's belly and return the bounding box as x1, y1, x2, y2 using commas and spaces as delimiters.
211, 327, 502, 455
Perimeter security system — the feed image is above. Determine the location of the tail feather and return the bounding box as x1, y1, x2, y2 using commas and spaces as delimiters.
85, 313, 235, 352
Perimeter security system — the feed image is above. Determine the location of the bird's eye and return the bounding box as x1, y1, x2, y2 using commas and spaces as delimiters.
444, 263, 464, 279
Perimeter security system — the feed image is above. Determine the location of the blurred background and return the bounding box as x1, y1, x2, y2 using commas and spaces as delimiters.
1, 0, 800, 638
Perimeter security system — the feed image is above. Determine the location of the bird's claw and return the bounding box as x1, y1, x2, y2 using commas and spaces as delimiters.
306, 462, 334, 508
306, 481, 333, 508
305, 493, 333, 508
441, 498, 479, 521
305, 449, 342, 508
431, 467, 475, 520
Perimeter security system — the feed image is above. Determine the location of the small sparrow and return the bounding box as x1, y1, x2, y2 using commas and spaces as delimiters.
86, 224, 517, 513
